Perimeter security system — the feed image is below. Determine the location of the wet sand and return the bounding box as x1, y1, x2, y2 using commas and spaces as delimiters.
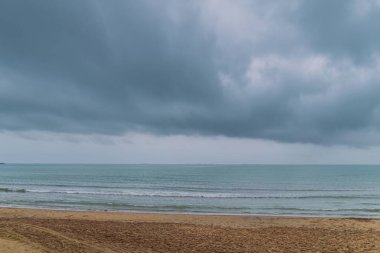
0, 208, 379, 252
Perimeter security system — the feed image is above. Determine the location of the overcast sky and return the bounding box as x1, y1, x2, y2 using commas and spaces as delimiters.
2, 0, 380, 164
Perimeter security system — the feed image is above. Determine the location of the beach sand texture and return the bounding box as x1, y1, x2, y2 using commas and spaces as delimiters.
0, 208, 379, 252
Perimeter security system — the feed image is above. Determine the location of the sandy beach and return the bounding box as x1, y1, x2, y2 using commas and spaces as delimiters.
0, 208, 379, 252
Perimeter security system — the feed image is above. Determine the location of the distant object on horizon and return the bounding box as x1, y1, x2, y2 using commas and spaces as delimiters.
0, 163, 5, 165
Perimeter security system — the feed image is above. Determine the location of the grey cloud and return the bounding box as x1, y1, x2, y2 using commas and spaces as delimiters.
295, 0, 380, 63
1, 0, 380, 146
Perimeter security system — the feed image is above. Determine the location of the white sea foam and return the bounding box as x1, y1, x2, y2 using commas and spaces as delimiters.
2, 187, 378, 200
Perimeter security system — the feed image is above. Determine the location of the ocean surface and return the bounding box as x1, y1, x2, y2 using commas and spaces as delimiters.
0, 164, 379, 217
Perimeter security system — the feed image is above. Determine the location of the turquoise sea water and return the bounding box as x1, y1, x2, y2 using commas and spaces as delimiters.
0, 164, 379, 217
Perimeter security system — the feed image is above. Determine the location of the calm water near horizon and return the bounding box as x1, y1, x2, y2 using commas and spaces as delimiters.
0, 164, 379, 217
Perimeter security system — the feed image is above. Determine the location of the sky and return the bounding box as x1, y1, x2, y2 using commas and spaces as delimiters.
1, 0, 380, 164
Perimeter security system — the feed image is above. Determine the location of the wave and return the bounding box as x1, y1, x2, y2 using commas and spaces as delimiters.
261, 207, 380, 213
0, 187, 27, 193
9, 200, 250, 212
1, 187, 379, 199
2, 183, 372, 192
22, 189, 247, 198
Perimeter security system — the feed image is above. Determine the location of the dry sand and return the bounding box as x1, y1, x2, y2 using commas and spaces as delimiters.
0, 208, 379, 252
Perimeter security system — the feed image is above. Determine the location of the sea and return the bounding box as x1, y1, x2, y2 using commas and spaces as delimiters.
0, 164, 379, 217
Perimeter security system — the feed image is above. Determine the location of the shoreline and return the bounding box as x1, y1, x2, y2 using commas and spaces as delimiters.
2, 205, 380, 219
1, 207, 380, 252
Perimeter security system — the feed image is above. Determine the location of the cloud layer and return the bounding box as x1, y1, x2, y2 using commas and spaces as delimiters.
1, 0, 380, 145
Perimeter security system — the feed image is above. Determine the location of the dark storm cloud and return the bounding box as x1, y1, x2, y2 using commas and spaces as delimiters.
0, 1, 220, 132
1, 0, 380, 145
295, 0, 380, 63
